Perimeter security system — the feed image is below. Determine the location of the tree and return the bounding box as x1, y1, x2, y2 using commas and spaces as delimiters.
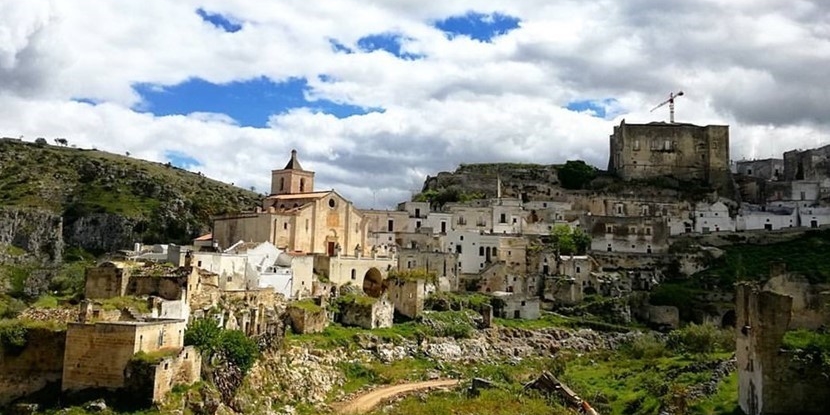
218, 330, 259, 373
184, 317, 222, 356
551, 224, 591, 255
558, 160, 597, 190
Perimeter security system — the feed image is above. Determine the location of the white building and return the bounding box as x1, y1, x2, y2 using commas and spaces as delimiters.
694, 201, 736, 233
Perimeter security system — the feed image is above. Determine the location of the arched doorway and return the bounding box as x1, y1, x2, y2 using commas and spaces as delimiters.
362, 267, 385, 298
721, 310, 736, 328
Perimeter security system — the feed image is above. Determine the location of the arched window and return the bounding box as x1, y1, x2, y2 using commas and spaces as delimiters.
279, 177, 285, 191
300, 178, 305, 192
351, 269, 356, 280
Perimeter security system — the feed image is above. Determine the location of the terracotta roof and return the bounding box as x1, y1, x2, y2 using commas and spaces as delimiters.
265, 191, 331, 200
193, 233, 212, 241
283, 149, 304, 170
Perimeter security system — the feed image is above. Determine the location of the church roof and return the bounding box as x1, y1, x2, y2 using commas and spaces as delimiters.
283, 149, 304, 170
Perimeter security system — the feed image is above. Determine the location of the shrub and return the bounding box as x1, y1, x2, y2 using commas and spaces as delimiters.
184, 317, 222, 356
0, 319, 27, 352
667, 323, 734, 354
218, 330, 259, 373
623, 333, 670, 359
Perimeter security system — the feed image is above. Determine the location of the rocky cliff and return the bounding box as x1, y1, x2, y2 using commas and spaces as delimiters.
421, 163, 563, 202
0, 138, 260, 255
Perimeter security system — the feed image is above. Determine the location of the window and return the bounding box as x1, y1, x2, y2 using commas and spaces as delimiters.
747, 168, 753, 175
492, 248, 497, 256
633, 139, 640, 150
279, 177, 284, 191
801, 191, 806, 200
616, 205, 623, 215
299, 178, 305, 192
388, 219, 394, 232
351, 269, 356, 280
197, 260, 202, 267
607, 244, 612, 252
664, 140, 672, 150
512, 217, 517, 224
645, 227, 652, 235
415, 208, 421, 218
605, 225, 614, 233
576, 266, 581, 273
629, 226, 637, 234
456, 245, 462, 254
329, 198, 336, 208
641, 205, 649, 216
416, 221, 421, 228
441, 222, 447, 233
479, 247, 485, 256
283, 222, 288, 230
227, 276, 232, 282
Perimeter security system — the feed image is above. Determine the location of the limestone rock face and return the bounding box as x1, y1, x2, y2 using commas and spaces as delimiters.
0, 207, 63, 264
421, 163, 563, 201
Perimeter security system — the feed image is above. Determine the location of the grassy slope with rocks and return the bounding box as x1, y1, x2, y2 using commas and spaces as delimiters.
0, 138, 260, 251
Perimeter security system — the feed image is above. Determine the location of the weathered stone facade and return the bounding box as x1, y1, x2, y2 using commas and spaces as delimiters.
583, 215, 669, 254
287, 302, 329, 334
339, 295, 394, 329
736, 158, 784, 181
608, 120, 730, 186
124, 346, 201, 404
62, 319, 190, 393
0, 328, 66, 406
736, 282, 830, 415
386, 278, 428, 319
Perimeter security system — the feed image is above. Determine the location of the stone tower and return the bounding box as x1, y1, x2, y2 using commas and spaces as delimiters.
270, 150, 315, 195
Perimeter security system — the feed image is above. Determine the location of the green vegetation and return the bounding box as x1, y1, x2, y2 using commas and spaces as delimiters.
98, 296, 151, 313
696, 229, 830, 286
412, 187, 486, 209
425, 291, 491, 312
550, 224, 591, 255
557, 160, 597, 190
184, 318, 260, 373
290, 299, 323, 313
367, 388, 563, 415
131, 348, 181, 364
0, 138, 259, 246
387, 268, 438, 285
0, 318, 66, 353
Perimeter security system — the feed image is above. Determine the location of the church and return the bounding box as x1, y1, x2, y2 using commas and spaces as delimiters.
212, 150, 369, 257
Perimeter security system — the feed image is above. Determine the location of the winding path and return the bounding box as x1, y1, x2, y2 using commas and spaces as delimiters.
335, 379, 461, 414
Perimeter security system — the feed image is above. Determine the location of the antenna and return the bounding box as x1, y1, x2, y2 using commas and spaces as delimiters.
650, 91, 684, 123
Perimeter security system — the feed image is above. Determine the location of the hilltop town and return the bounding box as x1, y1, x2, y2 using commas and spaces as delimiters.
2, 119, 830, 415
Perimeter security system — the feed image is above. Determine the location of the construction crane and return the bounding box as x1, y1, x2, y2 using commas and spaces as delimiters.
650, 91, 684, 123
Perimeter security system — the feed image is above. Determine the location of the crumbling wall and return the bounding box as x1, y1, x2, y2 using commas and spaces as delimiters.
736, 283, 830, 415
0, 328, 66, 406
287, 305, 328, 334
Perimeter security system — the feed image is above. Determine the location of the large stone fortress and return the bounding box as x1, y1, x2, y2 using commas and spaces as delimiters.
608, 120, 730, 186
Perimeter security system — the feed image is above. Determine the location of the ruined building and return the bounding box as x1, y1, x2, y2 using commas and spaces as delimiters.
608, 120, 730, 187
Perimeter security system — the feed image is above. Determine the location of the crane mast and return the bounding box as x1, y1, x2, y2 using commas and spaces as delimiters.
650, 91, 684, 123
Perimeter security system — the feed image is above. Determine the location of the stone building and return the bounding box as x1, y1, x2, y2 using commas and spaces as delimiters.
736, 158, 784, 181
212, 150, 369, 257
607, 120, 730, 187
397, 249, 459, 291
694, 201, 736, 233
583, 215, 669, 254
783, 144, 830, 187
386, 276, 431, 319
490, 292, 540, 320
338, 294, 394, 329
62, 319, 200, 403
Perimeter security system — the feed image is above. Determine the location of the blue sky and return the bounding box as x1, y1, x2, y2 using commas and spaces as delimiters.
134, 77, 382, 127
131, 10, 526, 128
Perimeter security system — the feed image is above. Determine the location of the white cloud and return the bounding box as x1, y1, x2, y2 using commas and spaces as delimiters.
1, 0, 830, 209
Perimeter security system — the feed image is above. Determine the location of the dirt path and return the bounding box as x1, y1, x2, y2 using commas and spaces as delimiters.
335, 379, 461, 414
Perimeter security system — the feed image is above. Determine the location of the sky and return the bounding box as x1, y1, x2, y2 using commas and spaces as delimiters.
1, 1, 829, 209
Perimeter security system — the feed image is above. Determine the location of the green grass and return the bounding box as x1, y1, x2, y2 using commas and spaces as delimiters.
290, 299, 324, 313
32, 294, 60, 309
562, 351, 735, 415
98, 296, 151, 313
689, 372, 742, 415
696, 229, 830, 286
366, 387, 566, 415
131, 348, 181, 364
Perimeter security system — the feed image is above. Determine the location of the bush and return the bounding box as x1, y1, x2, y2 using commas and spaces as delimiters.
184, 317, 222, 356
623, 334, 670, 359
667, 324, 734, 354
0, 320, 27, 352
218, 330, 259, 373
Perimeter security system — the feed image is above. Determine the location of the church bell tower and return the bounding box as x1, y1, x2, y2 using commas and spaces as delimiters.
270, 150, 315, 195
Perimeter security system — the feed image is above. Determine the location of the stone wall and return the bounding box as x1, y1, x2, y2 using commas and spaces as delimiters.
340, 295, 393, 329
287, 304, 329, 334
736, 283, 830, 415
84, 263, 130, 299
608, 121, 730, 186
62, 320, 186, 392
387, 278, 425, 319
0, 328, 66, 406
646, 305, 679, 330
124, 346, 201, 404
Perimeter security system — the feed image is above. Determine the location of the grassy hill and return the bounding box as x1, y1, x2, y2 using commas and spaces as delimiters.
0, 138, 260, 251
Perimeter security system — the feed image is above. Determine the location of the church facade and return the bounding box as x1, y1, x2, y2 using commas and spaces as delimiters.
212, 150, 369, 257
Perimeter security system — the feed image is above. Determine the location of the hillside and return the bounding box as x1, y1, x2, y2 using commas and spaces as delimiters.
0, 138, 260, 254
